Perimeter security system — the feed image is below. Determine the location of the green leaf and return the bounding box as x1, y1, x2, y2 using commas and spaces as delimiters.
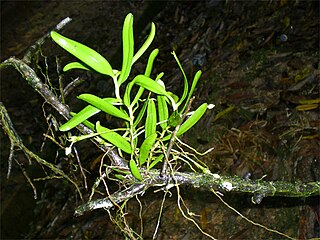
132, 23, 156, 64
114, 174, 125, 180
155, 72, 164, 82
60, 106, 100, 131
163, 103, 208, 141
78, 119, 95, 131
129, 159, 143, 181
177, 103, 208, 136
96, 121, 132, 154
144, 49, 159, 77
157, 95, 168, 130
50, 31, 114, 77
134, 75, 169, 96
60, 98, 120, 131
78, 94, 130, 121
166, 91, 179, 104
131, 49, 159, 108
133, 99, 148, 127
139, 132, 157, 165
131, 87, 145, 110
70, 112, 95, 130
118, 13, 134, 86
145, 99, 157, 138
123, 81, 134, 107
180, 70, 202, 114
172, 51, 188, 108
124, 75, 170, 108
63, 62, 90, 72
148, 154, 164, 170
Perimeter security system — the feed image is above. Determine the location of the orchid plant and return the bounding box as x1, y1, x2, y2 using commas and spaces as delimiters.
51, 13, 213, 180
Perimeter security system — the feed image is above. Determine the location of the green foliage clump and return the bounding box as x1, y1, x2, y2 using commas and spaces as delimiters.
51, 13, 211, 180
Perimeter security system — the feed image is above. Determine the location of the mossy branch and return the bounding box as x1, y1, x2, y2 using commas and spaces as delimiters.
0, 102, 83, 199
74, 169, 320, 216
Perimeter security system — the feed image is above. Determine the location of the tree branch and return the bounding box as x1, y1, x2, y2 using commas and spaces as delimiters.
0, 102, 82, 199
0, 57, 127, 168
74, 169, 320, 216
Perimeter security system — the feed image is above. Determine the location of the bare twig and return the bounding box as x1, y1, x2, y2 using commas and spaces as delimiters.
14, 158, 38, 199
75, 183, 147, 216
73, 146, 88, 190
0, 102, 83, 199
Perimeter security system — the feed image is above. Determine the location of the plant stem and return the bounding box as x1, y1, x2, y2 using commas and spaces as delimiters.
160, 97, 195, 177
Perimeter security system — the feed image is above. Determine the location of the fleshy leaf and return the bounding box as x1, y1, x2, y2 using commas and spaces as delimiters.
171, 51, 188, 108
60, 106, 100, 131
163, 103, 208, 141
144, 49, 159, 77
157, 95, 169, 130
131, 49, 159, 107
118, 13, 134, 86
180, 70, 202, 114
51, 31, 114, 77
132, 23, 156, 64
176, 103, 208, 136
59, 98, 121, 131
129, 159, 143, 181
133, 99, 148, 127
63, 62, 90, 72
96, 121, 132, 154
70, 112, 95, 130
124, 75, 169, 108
168, 111, 181, 127
212, 105, 235, 122
139, 133, 157, 165
145, 99, 157, 138
148, 154, 164, 170
78, 94, 130, 121
134, 75, 169, 96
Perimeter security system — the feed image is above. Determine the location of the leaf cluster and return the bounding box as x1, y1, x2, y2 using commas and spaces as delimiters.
51, 13, 211, 180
